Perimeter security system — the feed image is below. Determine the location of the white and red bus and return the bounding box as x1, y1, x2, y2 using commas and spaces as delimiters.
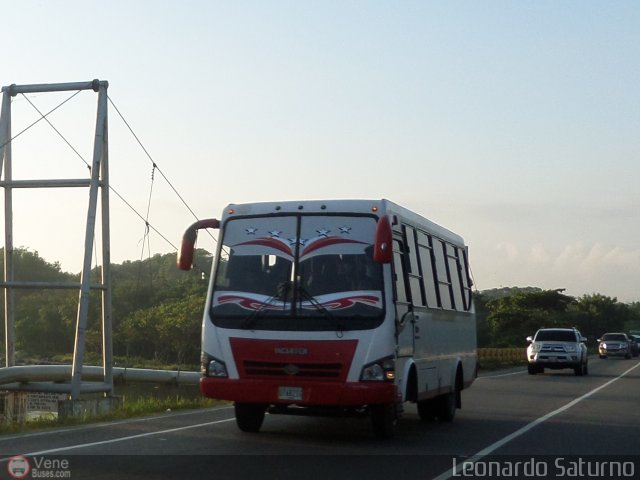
178, 199, 476, 438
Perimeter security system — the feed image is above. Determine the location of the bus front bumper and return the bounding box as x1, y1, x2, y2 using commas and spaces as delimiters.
200, 377, 397, 406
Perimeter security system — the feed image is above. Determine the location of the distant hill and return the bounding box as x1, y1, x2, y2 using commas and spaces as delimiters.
478, 286, 542, 301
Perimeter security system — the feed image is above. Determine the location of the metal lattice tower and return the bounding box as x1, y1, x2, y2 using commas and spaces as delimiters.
0, 80, 113, 401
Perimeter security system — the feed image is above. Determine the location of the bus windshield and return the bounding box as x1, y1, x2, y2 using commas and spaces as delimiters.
210, 214, 384, 331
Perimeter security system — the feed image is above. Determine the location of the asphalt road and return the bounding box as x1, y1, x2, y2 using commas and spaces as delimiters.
1, 356, 639, 479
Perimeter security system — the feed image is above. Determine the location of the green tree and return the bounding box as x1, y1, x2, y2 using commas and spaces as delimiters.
569, 294, 629, 341
623, 302, 640, 333
1, 247, 212, 364
485, 289, 575, 346
154, 294, 205, 364
0, 248, 77, 358
111, 249, 210, 360
473, 292, 491, 347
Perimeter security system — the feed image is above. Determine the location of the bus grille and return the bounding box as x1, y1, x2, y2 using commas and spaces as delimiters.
243, 360, 342, 379
229, 337, 357, 383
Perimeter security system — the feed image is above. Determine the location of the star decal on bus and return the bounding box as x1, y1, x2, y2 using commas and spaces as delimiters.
232, 230, 368, 260
287, 238, 308, 246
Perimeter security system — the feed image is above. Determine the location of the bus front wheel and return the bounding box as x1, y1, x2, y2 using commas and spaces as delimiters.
370, 403, 398, 439
234, 402, 266, 433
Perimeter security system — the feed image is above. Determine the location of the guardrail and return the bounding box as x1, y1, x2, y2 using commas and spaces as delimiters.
0, 365, 201, 422
0, 365, 200, 393
478, 347, 525, 364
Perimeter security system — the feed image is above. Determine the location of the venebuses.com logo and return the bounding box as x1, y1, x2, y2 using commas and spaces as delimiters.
7, 456, 30, 479
7, 455, 71, 479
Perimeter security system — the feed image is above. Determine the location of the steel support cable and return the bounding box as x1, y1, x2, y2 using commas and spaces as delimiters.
20, 93, 92, 172
108, 184, 178, 251
10, 90, 104, 276
0, 89, 83, 151
7, 90, 211, 276
134, 220, 153, 304
106, 96, 217, 243
140, 163, 156, 261
136, 164, 156, 296
17, 91, 180, 251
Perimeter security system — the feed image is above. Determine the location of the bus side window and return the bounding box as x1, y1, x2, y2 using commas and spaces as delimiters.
460, 248, 473, 311
447, 244, 464, 311
433, 239, 454, 310
404, 226, 426, 307
416, 231, 439, 308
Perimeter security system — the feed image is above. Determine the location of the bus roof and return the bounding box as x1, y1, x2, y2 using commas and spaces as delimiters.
222, 199, 466, 246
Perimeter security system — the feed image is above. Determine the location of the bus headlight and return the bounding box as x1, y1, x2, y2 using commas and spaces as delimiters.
360, 357, 395, 382
201, 352, 228, 377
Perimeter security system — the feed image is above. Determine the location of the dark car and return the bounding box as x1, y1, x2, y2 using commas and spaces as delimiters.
597, 333, 632, 359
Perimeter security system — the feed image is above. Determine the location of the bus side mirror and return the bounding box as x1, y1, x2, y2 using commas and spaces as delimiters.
374, 215, 393, 264
177, 218, 220, 270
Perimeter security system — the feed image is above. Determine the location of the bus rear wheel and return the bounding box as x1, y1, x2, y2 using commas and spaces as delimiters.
436, 376, 461, 423
416, 398, 435, 422
234, 402, 266, 432
436, 391, 456, 422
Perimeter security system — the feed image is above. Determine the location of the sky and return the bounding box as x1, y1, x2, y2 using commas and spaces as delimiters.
0, 0, 638, 302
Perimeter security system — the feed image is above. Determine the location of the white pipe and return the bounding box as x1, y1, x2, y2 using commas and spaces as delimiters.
0, 365, 200, 387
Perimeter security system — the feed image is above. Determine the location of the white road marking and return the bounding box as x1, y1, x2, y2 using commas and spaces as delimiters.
0, 416, 236, 460
432, 360, 640, 480
0, 405, 233, 443
478, 369, 526, 379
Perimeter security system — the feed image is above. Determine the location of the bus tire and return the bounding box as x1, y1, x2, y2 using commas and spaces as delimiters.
234, 402, 266, 433
437, 374, 461, 423
416, 399, 435, 422
436, 391, 456, 422
370, 403, 397, 439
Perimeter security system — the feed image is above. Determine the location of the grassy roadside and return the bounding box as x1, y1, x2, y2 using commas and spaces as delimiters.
0, 395, 223, 436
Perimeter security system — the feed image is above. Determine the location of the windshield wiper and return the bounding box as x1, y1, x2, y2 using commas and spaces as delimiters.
297, 285, 346, 335
240, 281, 291, 330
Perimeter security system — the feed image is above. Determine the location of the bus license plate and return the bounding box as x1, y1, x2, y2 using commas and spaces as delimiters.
278, 386, 303, 401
